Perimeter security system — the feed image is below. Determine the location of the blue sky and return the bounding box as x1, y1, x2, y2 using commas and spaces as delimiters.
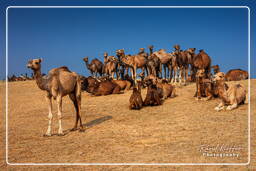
0, 0, 255, 79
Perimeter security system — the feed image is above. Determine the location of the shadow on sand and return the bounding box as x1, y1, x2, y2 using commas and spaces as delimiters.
54, 115, 113, 136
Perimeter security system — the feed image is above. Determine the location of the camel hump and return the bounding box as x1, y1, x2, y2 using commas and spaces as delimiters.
57, 66, 72, 72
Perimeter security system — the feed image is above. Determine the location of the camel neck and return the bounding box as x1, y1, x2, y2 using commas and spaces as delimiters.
149, 49, 153, 55
216, 80, 228, 102
34, 69, 47, 91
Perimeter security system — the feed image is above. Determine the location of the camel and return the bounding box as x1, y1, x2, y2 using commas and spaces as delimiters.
147, 45, 161, 77
194, 69, 214, 100
27, 58, 83, 136
144, 74, 176, 99
152, 49, 176, 81
81, 76, 99, 93
192, 49, 211, 80
103, 52, 118, 79
225, 69, 248, 81
82, 76, 121, 96
129, 82, 143, 110
83, 57, 103, 78
143, 79, 162, 106
173, 45, 196, 85
116, 49, 148, 83
213, 72, 246, 111
112, 75, 133, 91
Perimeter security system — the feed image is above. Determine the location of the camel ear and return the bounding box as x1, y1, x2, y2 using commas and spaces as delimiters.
39, 58, 43, 63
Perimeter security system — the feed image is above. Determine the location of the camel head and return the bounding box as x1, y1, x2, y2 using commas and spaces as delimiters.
196, 69, 206, 78
187, 48, 196, 54
173, 44, 180, 50
83, 57, 89, 63
104, 52, 108, 58
116, 49, 124, 56
148, 45, 154, 49
213, 72, 225, 82
139, 48, 145, 53
27, 58, 42, 71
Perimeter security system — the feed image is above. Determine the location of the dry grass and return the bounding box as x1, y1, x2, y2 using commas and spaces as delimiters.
0, 79, 255, 170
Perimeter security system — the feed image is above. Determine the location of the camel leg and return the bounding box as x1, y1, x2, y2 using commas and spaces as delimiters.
134, 66, 137, 84
69, 94, 79, 131
57, 96, 64, 135
164, 65, 167, 80
179, 67, 182, 84
215, 101, 225, 111
167, 64, 172, 82
44, 94, 53, 136
159, 64, 162, 78
226, 103, 238, 110
184, 67, 188, 84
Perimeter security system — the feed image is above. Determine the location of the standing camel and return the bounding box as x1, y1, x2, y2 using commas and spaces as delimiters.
152, 49, 175, 81
83, 57, 103, 78
116, 49, 148, 83
174, 45, 196, 84
192, 49, 211, 79
147, 45, 161, 77
27, 58, 83, 136
103, 52, 118, 79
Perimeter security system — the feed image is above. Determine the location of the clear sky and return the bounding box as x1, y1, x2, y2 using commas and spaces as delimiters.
0, 0, 255, 79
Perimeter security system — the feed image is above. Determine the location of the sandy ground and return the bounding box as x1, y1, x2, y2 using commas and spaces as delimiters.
0, 79, 255, 170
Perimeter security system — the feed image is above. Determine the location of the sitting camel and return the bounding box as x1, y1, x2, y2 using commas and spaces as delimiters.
143, 79, 162, 106
129, 82, 143, 110
225, 69, 248, 81
144, 74, 176, 99
82, 76, 121, 96
194, 69, 214, 100
27, 58, 83, 136
213, 72, 246, 111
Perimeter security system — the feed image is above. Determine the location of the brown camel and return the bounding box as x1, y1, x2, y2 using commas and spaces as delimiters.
225, 69, 248, 81
83, 57, 103, 78
213, 72, 246, 111
144, 74, 176, 99
82, 76, 121, 96
173, 45, 196, 85
147, 45, 161, 77
194, 69, 214, 100
129, 82, 143, 110
143, 79, 162, 106
192, 49, 211, 80
27, 58, 83, 136
103, 52, 118, 79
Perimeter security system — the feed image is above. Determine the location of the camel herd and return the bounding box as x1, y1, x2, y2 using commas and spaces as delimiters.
24, 44, 249, 136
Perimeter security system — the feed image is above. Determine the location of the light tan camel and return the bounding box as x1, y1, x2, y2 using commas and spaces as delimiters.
213, 72, 246, 111
27, 58, 83, 136
152, 49, 176, 82
116, 49, 147, 83
103, 52, 118, 79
